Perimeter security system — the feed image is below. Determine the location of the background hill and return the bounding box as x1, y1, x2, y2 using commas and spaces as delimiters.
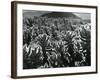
41, 12, 81, 19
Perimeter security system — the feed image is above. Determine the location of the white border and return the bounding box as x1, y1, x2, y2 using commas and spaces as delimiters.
17, 3, 96, 76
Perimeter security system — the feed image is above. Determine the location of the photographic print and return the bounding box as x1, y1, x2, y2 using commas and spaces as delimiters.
23, 10, 91, 69
11, 1, 97, 78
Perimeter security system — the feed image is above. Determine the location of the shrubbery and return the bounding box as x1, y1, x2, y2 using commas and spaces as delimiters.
23, 16, 91, 69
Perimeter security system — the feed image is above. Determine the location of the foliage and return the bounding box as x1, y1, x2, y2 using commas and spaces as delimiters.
23, 16, 91, 69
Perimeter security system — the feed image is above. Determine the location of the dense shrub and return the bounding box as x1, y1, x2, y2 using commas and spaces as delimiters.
23, 17, 91, 69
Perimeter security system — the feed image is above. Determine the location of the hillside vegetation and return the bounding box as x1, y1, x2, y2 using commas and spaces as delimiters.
23, 16, 91, 69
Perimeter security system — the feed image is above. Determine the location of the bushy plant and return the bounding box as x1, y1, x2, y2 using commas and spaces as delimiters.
23, 17, 91, 69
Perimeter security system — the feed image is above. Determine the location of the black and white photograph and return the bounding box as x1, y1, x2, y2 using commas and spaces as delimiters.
23, 10, 91, 69
11, 1, 97, 78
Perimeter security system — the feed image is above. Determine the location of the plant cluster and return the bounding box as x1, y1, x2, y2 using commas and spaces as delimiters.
23, 16, 91, 69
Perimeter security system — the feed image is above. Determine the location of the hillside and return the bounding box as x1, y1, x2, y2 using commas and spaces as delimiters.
41, 12, 81, 19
